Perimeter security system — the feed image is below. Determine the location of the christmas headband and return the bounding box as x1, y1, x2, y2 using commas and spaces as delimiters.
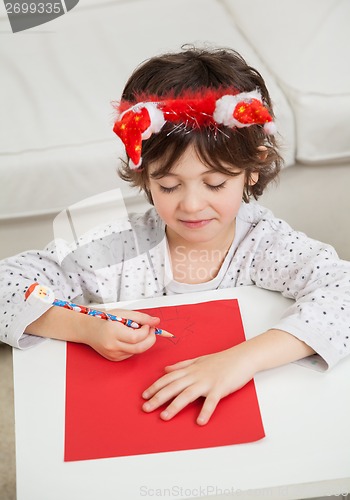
113, 89, 276, 169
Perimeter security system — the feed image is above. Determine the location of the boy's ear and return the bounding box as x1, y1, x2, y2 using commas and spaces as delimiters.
247, 146, 267, 188
257, 145, 268, 161
249, 171, 259, 185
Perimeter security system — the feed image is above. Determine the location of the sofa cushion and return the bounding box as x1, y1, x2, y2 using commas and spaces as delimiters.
0, 0, 294, 220
224, 0, 350, 164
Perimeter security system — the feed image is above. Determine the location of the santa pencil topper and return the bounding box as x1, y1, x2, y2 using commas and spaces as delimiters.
113, 89, 277, 169
24, 283, 174, 338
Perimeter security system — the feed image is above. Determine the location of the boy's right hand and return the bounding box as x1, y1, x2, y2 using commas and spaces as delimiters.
25, 307, 160, 362
84, 309, 160, 361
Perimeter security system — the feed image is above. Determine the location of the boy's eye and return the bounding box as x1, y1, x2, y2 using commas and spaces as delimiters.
206, 181, 226, 191
159, 184, 179, 193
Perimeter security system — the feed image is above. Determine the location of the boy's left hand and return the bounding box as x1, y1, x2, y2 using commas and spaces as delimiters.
141, 344, 256, 425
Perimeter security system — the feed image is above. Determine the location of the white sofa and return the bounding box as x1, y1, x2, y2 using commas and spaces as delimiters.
1, 0, 349, 261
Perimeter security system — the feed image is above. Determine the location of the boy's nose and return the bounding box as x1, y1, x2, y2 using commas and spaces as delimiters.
179, 190, 206, 213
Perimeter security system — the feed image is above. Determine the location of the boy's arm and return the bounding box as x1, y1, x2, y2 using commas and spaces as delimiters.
25, 306, 160, 361
244, 328, 315, 371
247, 216, 350, 370
141, 328, 315, 424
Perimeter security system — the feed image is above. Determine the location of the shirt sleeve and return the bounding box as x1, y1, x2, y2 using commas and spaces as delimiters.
248, 218, 350, 369
0, 239, 86, 349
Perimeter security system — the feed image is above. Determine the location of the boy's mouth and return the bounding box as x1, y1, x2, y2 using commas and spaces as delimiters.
179, 219, 213, 229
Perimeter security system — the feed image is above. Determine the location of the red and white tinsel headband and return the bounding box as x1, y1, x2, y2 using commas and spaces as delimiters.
113, 89, 276, 169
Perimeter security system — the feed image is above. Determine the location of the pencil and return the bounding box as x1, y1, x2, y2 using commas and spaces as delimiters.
24, 283, 174, 338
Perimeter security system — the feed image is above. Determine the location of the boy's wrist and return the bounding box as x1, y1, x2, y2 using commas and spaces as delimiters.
25, 306, 101, 345
225, 341, 261, 380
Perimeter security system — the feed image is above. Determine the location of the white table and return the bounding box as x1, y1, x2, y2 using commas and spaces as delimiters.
13, 287, 350, 500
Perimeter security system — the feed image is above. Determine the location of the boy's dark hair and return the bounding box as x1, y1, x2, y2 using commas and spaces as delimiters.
118, 46, 283, 203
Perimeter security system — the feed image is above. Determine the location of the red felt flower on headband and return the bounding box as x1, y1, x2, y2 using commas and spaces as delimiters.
113, 107, 151, 167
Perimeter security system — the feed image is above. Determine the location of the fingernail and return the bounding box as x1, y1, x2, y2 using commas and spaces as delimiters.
143, 402, 151, 411
160, 410, 169, 420
142, 391, 149, 399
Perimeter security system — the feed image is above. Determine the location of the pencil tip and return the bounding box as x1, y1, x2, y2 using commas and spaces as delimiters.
157, 329, 175, 338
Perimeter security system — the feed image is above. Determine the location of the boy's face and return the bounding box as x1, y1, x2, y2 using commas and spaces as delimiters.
148, 145, 257, 249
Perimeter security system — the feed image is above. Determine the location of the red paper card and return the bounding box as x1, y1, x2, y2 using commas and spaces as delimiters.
64, 299, 265, 461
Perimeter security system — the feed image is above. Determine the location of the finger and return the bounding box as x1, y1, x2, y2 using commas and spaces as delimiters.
115, 309, 160, 326
116, 326, 157, 354
114, 323, 153, 344
142, 376, 192, 413
159, 386, 204, 421
196, 394, 220, 426
164, 358, 197, 372
142, 369, 186, 400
